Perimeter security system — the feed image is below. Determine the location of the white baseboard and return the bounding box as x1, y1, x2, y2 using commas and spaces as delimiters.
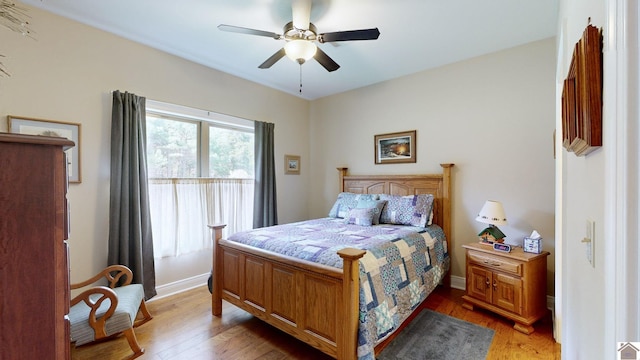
451, 275, 466, 290
454, 276, 556, 310
148, 272, 210, 302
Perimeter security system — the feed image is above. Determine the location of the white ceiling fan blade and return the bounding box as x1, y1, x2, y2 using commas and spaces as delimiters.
292, 0, 311, 30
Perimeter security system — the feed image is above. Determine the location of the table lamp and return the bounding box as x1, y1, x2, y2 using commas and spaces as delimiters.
476, 200, 507, 244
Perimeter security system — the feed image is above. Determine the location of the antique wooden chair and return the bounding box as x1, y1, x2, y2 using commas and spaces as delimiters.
68, 265, 152, 359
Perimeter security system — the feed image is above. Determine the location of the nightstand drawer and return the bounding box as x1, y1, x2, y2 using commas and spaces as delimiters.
468, 250, 522, 276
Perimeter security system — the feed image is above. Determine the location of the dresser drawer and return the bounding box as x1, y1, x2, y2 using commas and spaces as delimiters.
468, 250, 522, 276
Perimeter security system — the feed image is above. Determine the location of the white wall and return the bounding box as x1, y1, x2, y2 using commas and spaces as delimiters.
309, 38, 557, 295
556, 0, 607, 358
558, 0, 640, 358
0, 6, 311, 289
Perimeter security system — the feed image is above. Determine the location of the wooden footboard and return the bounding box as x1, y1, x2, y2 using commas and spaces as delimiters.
209, 224, 364, 359
209, 163, 454, 360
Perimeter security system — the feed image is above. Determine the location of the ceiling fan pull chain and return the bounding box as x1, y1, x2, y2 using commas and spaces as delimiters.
299, 64, 303, 94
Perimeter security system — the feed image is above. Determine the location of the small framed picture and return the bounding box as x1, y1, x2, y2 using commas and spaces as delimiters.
8, 115, 82, 183
285, 154, 300, 175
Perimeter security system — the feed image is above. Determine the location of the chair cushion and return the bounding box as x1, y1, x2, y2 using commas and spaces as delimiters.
69, 284, 144, 346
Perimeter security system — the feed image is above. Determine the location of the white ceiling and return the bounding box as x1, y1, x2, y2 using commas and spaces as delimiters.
21, 0, 559, 100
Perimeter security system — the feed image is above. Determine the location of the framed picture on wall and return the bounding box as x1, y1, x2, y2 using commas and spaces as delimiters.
374, 130, 416, 164
285, 154, 300, 175
8, 115, 82, 183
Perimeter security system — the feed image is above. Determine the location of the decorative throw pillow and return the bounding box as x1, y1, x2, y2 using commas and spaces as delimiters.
355, 199, 387, 225
328, 192, 378, 218
379, 194, 434, 227
344, 207, 377, 226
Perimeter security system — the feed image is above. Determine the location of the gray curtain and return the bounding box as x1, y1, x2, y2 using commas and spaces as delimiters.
108, 90, 157, 300
253, 121, 278, 228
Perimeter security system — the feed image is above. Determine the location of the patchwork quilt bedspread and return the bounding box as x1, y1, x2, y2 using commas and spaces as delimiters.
227, 217, 450, 360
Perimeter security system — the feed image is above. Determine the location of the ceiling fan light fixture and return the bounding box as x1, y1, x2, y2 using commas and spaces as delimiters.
219, 2, 379, 73
284, 39, 317, 64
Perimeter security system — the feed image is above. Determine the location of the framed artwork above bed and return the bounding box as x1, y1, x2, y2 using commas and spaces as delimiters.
374, 130, 416, 164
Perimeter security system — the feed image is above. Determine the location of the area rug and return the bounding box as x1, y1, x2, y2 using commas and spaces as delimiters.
377, 309, 495, 360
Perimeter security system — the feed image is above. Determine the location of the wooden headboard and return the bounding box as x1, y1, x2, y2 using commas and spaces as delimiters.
337, 164, 454, 264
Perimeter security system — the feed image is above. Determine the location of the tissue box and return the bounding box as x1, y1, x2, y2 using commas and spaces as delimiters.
523, 237, 543, 254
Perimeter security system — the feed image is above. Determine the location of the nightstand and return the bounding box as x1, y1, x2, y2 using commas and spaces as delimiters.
461, 242, 549, 334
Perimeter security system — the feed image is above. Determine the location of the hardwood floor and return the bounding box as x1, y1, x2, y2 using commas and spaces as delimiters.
71, 286, 560, 360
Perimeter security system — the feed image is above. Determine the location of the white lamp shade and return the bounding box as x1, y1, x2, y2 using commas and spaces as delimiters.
285, 40, 317, 62
476, 200, 507, 226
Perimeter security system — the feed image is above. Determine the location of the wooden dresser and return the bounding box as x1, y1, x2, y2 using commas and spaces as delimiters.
462, 242, 549, 334
0, 133, 74, 359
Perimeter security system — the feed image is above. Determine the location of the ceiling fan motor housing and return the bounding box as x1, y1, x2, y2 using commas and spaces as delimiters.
283, 21, 317, 41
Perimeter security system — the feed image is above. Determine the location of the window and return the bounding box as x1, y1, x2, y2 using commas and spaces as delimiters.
145, 100, 254, 258
147, 116, 198, 178
208, 126, 254, 178
146, 105, 254, 179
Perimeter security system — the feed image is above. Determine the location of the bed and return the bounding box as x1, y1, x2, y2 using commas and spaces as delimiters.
208, 164, 453, 360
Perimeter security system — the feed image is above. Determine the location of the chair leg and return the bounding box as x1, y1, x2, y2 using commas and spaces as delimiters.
122, 327, 145, 360
134, 300, 153, 327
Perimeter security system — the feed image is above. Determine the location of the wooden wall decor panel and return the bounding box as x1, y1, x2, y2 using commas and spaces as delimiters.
562, 24, 603, 156
563, 46, 579, 150
562, 54, 578, 149
576, 24, 603, 155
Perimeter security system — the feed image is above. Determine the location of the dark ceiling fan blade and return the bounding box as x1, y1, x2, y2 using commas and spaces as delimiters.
314, 48, 340, 72
318, 28, 380, 43
218, 24, 281, 39
258, 48, 286, 69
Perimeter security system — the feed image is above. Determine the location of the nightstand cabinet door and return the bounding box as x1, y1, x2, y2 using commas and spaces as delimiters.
493, 272, 522, 315
467, 265, 492, 303
467, 264, 523, 315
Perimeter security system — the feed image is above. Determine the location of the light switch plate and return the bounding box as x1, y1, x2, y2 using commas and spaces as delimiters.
586, 220, 595, 267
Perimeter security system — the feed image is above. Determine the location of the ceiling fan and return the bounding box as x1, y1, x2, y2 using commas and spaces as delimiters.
218, 0, 380, 72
